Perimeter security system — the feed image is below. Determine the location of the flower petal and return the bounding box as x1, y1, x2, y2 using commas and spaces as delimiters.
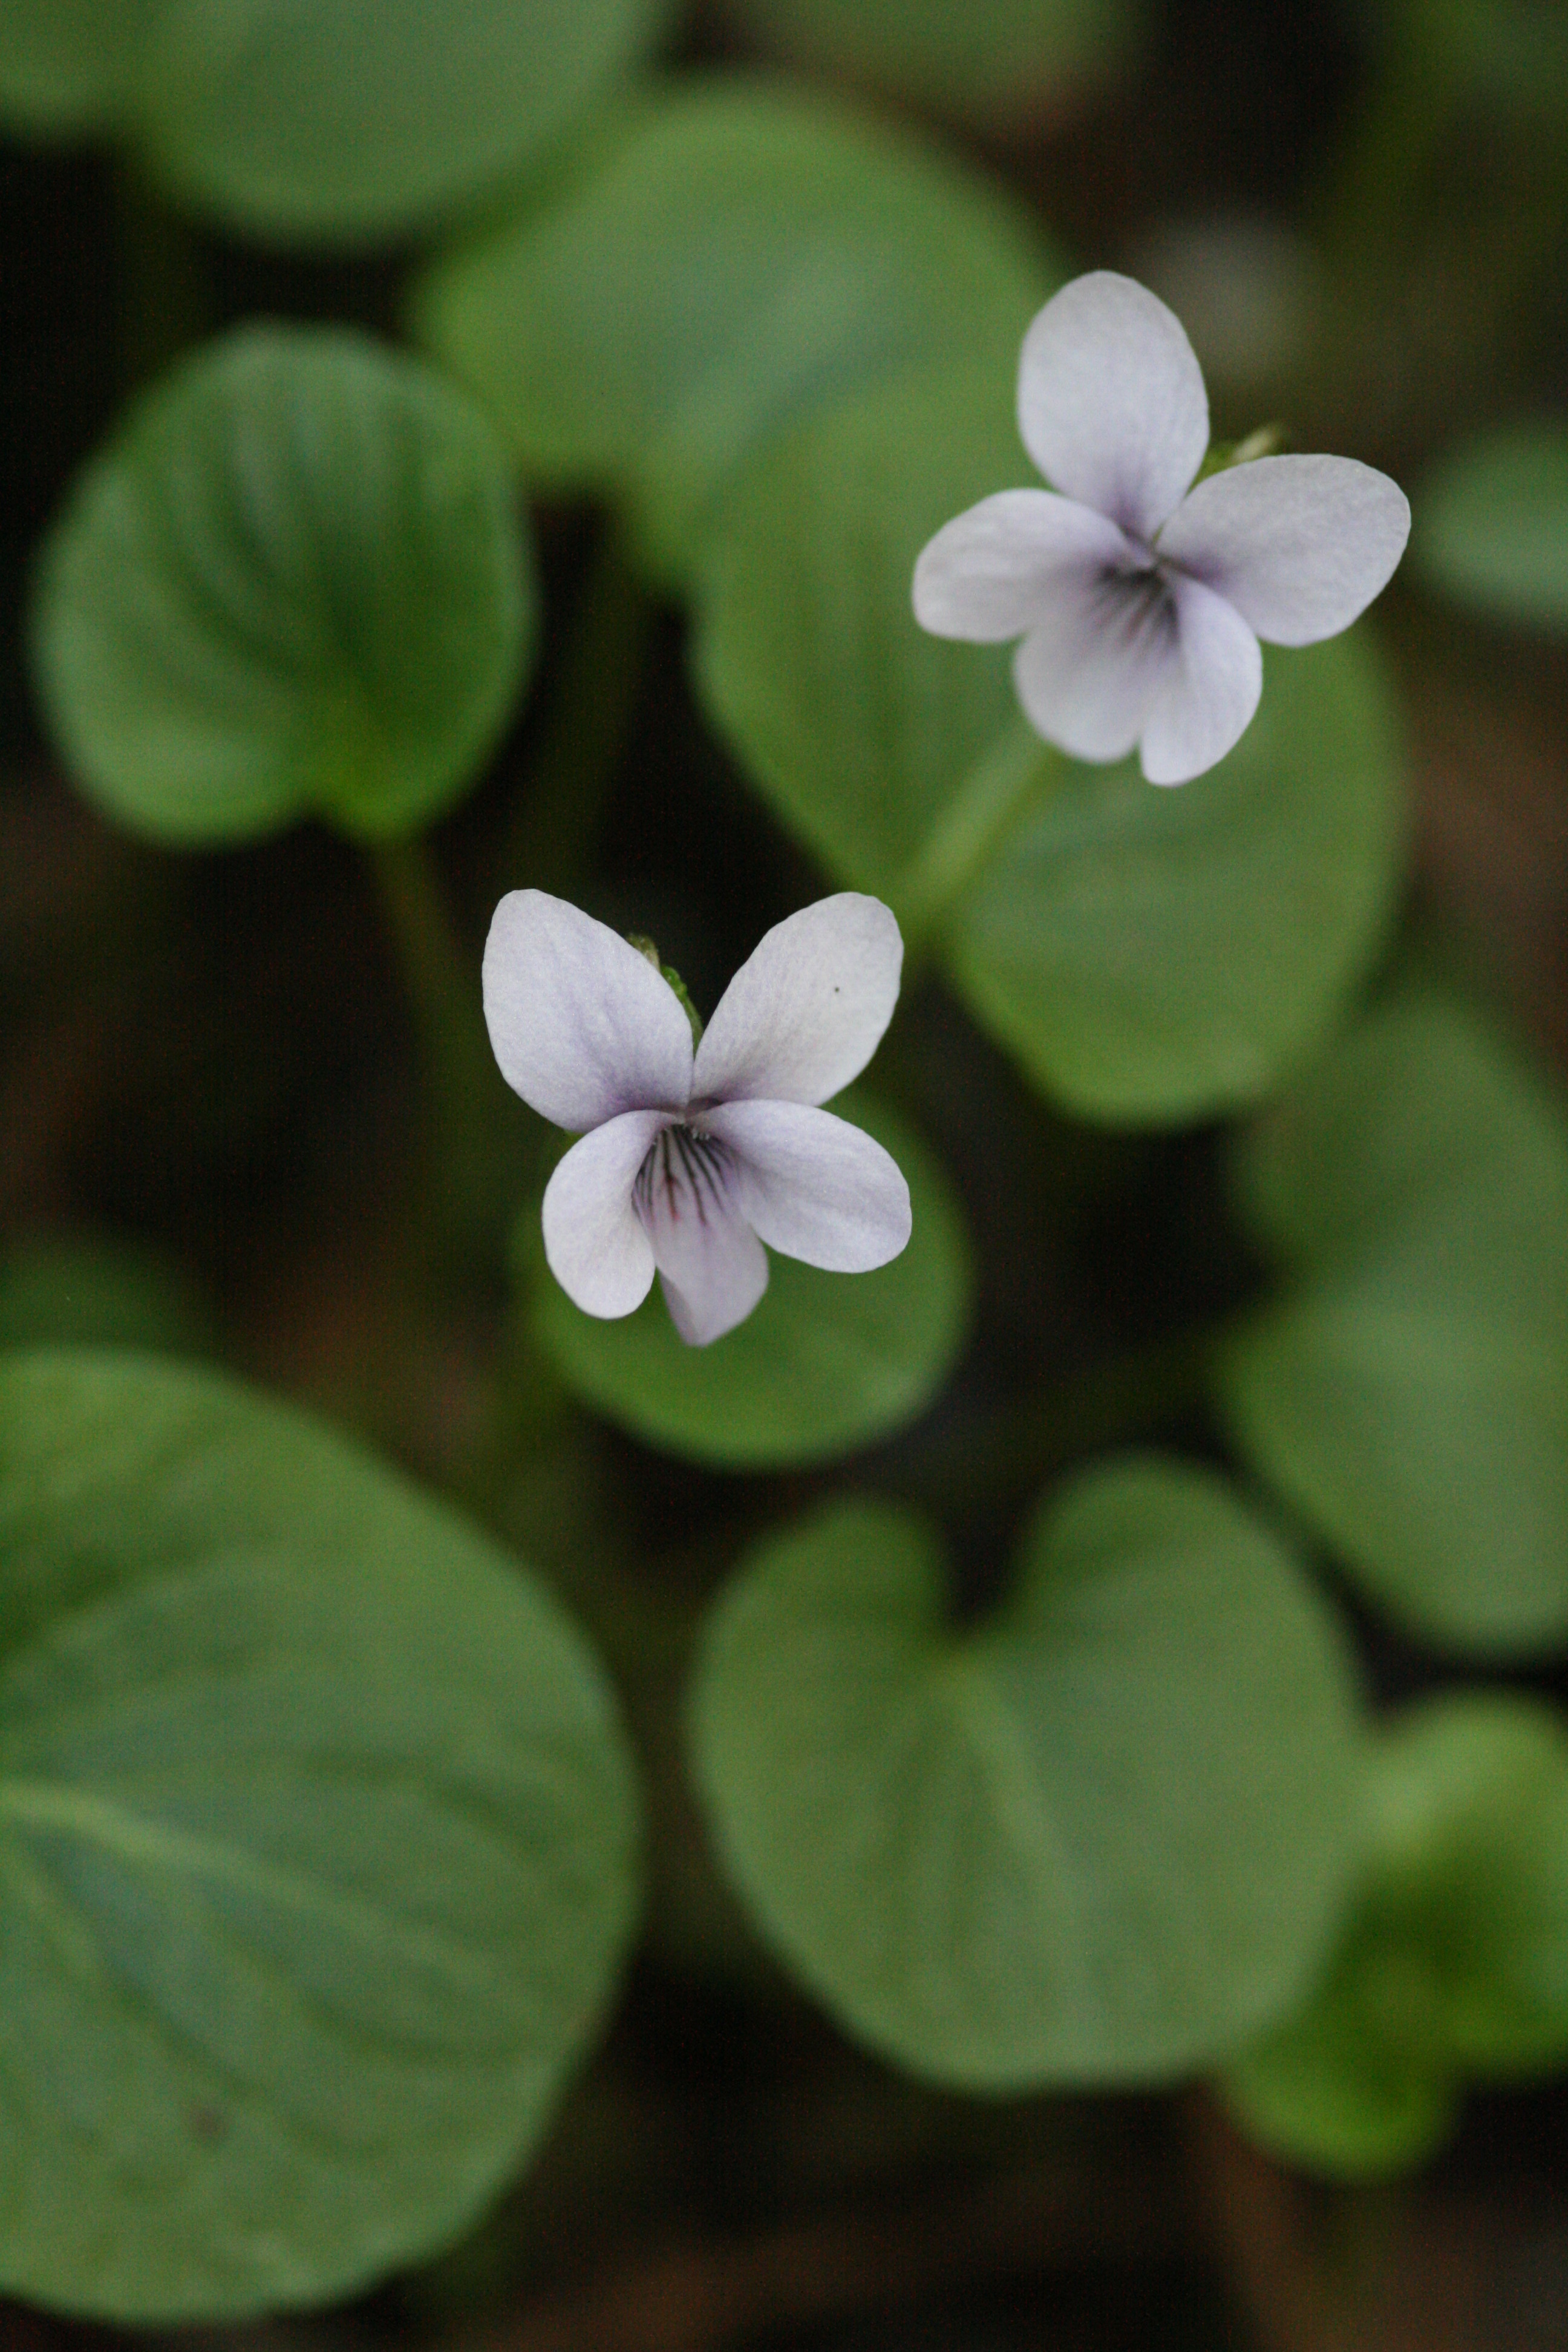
541, 1109, 667, 1319
1157, 454, 1411, 645
633, 1125, 768, 1346
1017, 272, 1210, 544
1138, 575, 1263, 786
912, 489, 1139, 642
1011, 566, 1178, 762
693, 895, 903, 1109
706, 1100, 912, 1272
483, 889, 693, 1132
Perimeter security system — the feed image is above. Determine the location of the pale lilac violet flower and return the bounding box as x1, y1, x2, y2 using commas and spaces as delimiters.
483, 891, 912, 1346
912, 271, 1411, 785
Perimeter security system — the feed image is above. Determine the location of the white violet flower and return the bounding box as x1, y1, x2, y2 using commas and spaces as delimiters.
912, 270, 1411, 785
483, 890, 912, 1347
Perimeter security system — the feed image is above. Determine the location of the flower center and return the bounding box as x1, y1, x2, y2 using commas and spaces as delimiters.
633, 1123, 734, 1238
1096, 559, 1179, 658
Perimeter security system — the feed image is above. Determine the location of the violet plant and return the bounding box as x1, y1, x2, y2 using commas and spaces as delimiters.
1, 0, 1567, 2337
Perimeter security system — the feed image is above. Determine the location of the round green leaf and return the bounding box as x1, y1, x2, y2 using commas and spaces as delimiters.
1223, 1692, 1568, 2176
136, 0, 671, 246
1416, 423, 1568, 636
695, 361, 1034, 901
31, 325, 534, 846
722, 0, 1143, 122
1222, 1954, 1460, 2181
1219, 992, 1568, 1653
1360, 1694, 1568, 2073
0, 1348, 639, 2322
690, 1457, 1361, 2088
533, 1093, 971, 1469
413, 76, 1056, 586
942, 633, 1406, 1124
0, 0, 153, 133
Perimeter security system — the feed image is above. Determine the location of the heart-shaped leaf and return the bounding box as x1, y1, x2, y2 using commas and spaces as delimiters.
691, 1457, 1361, 2087
32, 324, 534, 846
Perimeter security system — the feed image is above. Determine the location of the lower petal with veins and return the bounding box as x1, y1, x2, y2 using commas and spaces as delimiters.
633, 1125, 769, 1347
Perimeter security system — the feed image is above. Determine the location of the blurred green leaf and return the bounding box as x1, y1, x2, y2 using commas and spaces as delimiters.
414, 76, 1057, 586
944, 634, 1406, 1125
533, 1094, 971, 1470
0, 1235, 214, 1357
695, 361, 1028, 900
32, 324, 533, 846
0, 0, 152, 132
0, 0, 671, 243
1220, 991, 1568, 1653
0, 1349, 639, 2322
1416, 423, 1568, 636
1222, 1949, 1460, 2180
1224, 1693, 1568, 2177
722, 0, 1142, 122
690, 1457, 1361, 2088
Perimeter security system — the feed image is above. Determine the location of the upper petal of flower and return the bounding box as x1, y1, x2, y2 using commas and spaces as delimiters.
484, 889, 694, 1132
1011, 565, 1180, 762
705, 1100, 912, 1272
542, 1108, 668, 1318
1157, 454, 1411, 645
1017, 272, 1210, 544
912, 489, 1140, 642
633, 1124, 769, 1346
1138, 575, 1263, 785
693, 895, 903, 1109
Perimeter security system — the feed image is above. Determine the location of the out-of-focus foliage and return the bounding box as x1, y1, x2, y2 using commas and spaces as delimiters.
0, 1234, 215, 1357
414, 77, 1059, 586
0, 0, 673, 244
0, 1351, 639, 2321
1220, 992, 1568, 1656
691, 1460, 1362, 2088
1416, 423, 1568, 635
717, 0, 1143, 123
533, 1093, 970, 1469
31, 326, 534, 846
1225, 1693, 1568, 2176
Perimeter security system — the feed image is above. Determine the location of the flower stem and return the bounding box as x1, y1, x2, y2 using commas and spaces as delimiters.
893, 721, 1060, 953
367, 834, 513, 1278
496, 522, 652, 898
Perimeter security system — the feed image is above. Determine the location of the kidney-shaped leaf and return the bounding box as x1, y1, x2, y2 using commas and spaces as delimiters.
414, 76, 1055, 585
534, 1094, 971, 1470
695, 362, 1036, 901
32, 324, 534, 846
138, 0, 672, 246
942, 632, 1406, 1124
1219, 991, 1568, 1653
0, 1349, 638, 2322
1416, 422, 1568, 637
690, 1456, 1361, 2088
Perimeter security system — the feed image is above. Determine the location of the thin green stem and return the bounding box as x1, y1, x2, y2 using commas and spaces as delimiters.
497, 523, 653, 898
368, 835, 513, 1277
893, 722, 1060, 953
